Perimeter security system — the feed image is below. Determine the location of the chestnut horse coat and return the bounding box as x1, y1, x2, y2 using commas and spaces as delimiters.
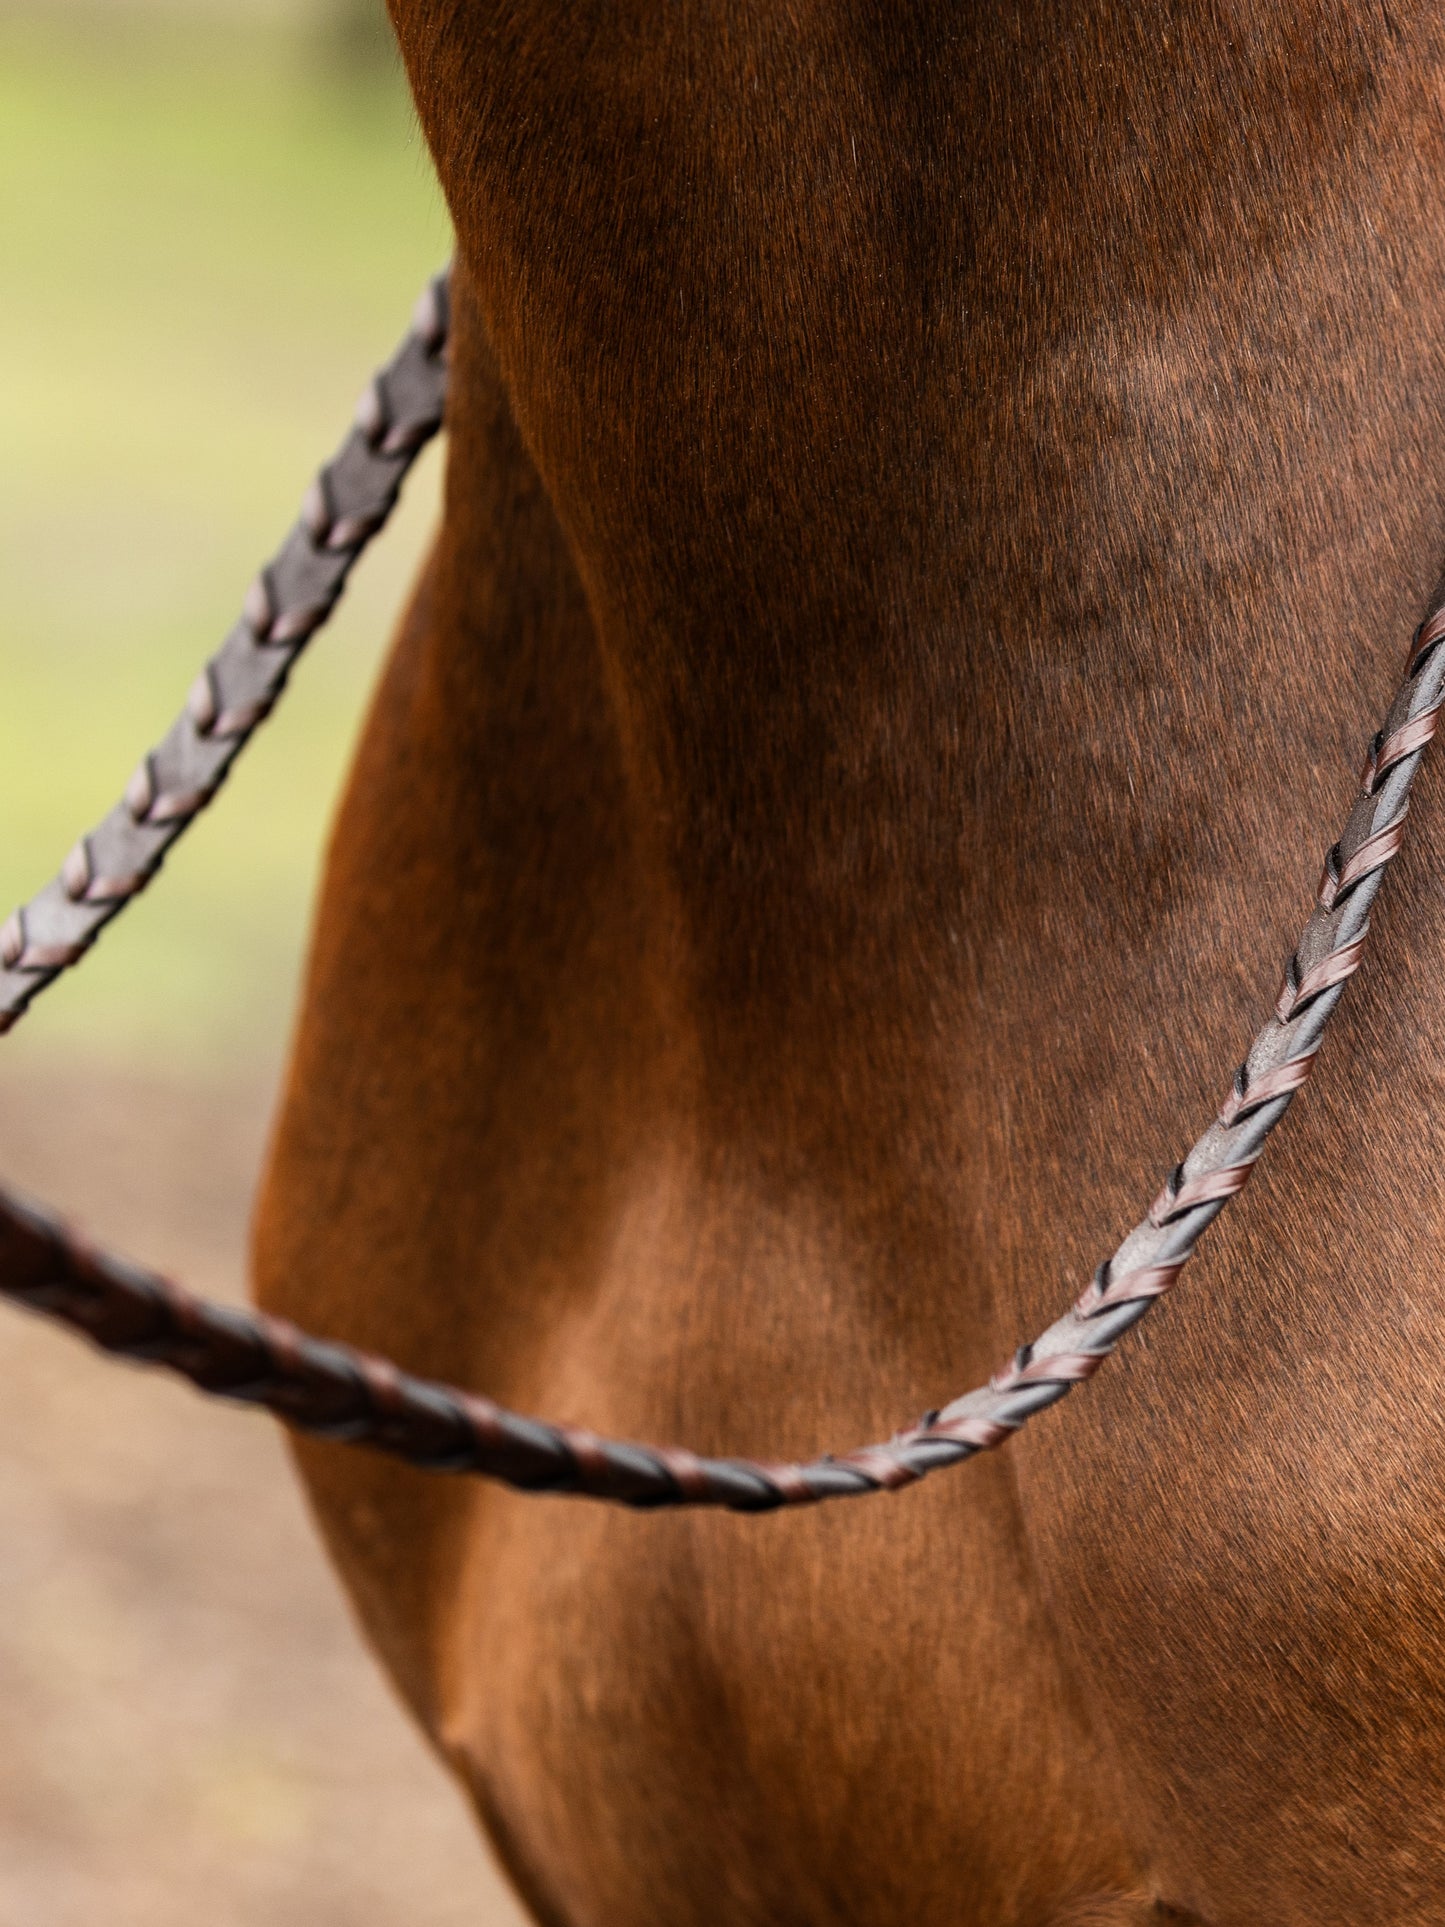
256, 5, 1445, 1922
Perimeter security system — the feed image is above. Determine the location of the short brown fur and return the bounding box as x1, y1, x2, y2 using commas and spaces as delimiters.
255, 5, 1445, 1921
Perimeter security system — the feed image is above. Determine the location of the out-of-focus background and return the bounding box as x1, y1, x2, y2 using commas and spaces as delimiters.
0, 0, 528, 1920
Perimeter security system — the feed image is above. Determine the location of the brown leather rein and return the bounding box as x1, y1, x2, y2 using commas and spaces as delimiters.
1, 269, 1440, 1511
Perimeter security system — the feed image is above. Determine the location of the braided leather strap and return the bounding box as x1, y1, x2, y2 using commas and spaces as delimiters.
0, 271, 452, 1036
1, 270, 1441, 1507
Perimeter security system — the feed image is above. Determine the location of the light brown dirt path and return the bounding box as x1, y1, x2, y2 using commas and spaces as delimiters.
0, 1045, 528, 1927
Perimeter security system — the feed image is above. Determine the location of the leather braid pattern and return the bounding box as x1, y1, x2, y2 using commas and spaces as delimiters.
1, 269, 1441, 1509
0, 272, 451, 1036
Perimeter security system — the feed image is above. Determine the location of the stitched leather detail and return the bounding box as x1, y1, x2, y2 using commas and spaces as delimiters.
1076, 1260, 1187, 1316
1217, 1049, 1316, 1126
988, 1349, 1105, 1392
1361, 703, 1440, 792
1277, 933, 1369, 1022
1147, 1163, 1255, 1228
1409, 605, 1445, 674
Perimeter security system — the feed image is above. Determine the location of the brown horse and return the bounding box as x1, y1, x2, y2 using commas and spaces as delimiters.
253, 5, 1445, 1922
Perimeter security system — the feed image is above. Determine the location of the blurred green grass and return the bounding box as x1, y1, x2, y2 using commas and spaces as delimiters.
0, 6, 449, 1075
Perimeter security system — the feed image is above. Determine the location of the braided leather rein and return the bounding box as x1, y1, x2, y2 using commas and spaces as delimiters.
1, 269, 1441, 1511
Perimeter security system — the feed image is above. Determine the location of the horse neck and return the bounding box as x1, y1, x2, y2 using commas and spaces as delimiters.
423, 4, 1445, 1174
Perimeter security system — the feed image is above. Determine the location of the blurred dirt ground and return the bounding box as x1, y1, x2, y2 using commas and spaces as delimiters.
0, 7, 529, 1919
0, 1046, 527, 1927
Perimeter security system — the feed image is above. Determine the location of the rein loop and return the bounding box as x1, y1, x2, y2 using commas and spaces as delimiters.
1, 270, 1440, 1509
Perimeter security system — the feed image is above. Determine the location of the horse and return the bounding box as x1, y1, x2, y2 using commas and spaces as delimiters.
253, 4, 1445, 1921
